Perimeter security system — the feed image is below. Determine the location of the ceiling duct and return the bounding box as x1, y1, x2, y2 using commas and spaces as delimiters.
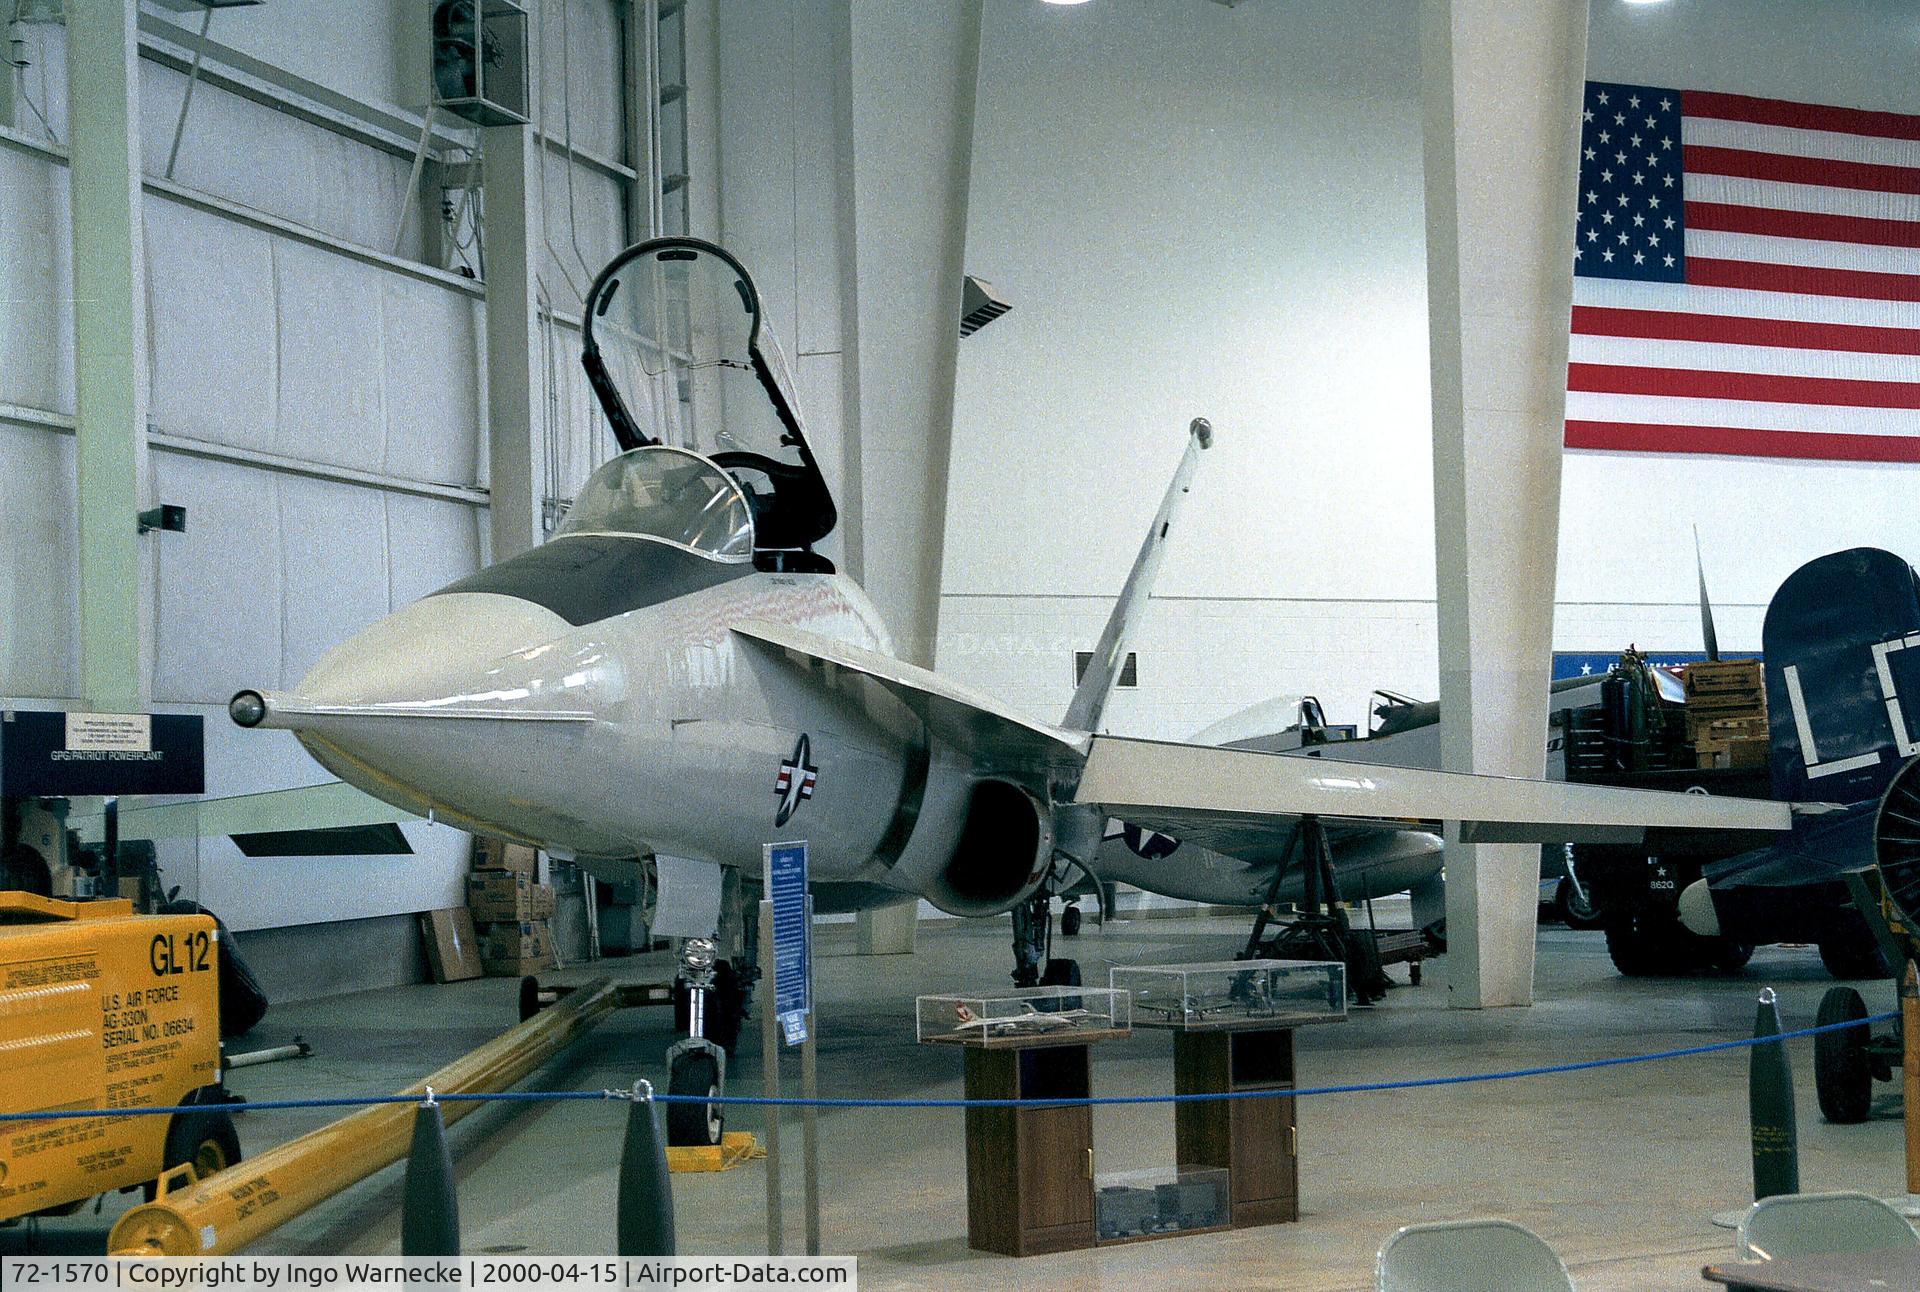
960, 275, 1011, 337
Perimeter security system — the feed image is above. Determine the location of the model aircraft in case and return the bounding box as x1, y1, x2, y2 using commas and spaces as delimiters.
217, 237, 1802, 1144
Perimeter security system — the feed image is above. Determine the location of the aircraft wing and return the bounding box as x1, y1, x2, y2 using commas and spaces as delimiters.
731, 621, 1089, 773
1071, 735, 1796, 854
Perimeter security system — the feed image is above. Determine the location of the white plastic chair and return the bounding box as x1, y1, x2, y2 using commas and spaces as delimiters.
1376, 1218, 1574, 1292
1735, 1190, 1919, 1261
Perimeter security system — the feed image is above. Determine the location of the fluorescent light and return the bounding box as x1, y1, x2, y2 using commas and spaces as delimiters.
1041, 0, 1094, 6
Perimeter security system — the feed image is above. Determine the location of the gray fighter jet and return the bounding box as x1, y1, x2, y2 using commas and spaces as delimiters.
219, 237, 1797, 1144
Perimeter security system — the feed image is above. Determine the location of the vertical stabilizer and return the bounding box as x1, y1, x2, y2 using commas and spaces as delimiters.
1762, 547, 1920, 804
1062, 418, 1213, 734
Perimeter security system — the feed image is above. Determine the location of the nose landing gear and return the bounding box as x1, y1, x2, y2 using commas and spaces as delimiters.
666, 936, 735, 1148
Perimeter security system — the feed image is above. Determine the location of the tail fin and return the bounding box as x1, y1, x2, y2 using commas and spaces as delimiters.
1762, 547, 1920, 803
1694, 526, 1720, 662
1061, 418, 1214, 734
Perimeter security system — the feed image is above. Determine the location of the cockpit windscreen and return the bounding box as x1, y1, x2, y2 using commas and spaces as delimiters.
581, 239, 835, 554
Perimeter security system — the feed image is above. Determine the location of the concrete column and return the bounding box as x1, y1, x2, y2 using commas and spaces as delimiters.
481, 124, 544, 562
1419, 0, 1588, 1007
66, 0, 151, 714
843, 0, 982, 667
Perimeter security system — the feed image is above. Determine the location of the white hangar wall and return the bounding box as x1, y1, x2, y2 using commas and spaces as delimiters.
939, 0, 1920, 740
0, 0, 640, 947
939, 0, 1434, 738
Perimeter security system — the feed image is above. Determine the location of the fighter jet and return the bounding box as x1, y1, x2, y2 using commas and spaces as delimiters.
220, 236, 1798, 1144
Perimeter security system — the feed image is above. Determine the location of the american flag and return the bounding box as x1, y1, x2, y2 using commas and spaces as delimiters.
1568, 81, 1920, 463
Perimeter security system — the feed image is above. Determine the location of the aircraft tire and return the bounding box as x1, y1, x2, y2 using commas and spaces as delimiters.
1818, 936, 1887, 981
1603, 917, 1672, 976
666, 1051, 724, 1148
1814, 986, 1873, 1124
1554, 877, 1604, 931
1040, 958, 1081, 987
1060, 904, 1083, 937
147, 1086, 242, 1199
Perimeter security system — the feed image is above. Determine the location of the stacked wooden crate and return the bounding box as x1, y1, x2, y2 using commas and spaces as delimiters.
1683, 660, 1770, 769
468, 837, 557, 976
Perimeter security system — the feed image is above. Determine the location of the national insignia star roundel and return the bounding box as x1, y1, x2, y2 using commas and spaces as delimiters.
775, 733, 819, 827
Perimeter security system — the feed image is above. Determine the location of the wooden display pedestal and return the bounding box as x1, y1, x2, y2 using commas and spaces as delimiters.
959, 1034, 1120, 1256
1172, 1027, 1299, 1227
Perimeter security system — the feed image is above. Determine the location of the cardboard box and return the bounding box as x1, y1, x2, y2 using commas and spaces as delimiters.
1682, 659, 1764, 695
467, 870, 556, 923
480, 920, 554, 975
471, 835, 538, 877
421, 907, 484, 982
1692, 715, 1769, 743
1698, 738, 1770, 770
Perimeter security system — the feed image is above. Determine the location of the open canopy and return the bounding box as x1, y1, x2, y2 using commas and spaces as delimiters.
580, 237, 836, 556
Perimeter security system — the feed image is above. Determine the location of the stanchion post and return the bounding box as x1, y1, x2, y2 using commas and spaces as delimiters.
1750, 987, 1799, 1202
801, 1010, 819, 1256
400, 1090, 460, 1256
617, 1080, 676, 1256
1903, 961, 1920, 1211
760, 899, 783, 1255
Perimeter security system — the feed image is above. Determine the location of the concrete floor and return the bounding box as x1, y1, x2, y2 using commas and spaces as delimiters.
7, 915, 1912, 1290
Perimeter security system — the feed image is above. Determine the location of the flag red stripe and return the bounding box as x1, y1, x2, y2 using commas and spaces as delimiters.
1566, 420, 1920, 463
1683, 90, 1920, 144
1683, 143, 1920, 196
1570, 305, 1920, 356
1686, 256, 1920, 303
1568, 361, 1920, 409
1684, 199, 1920, 249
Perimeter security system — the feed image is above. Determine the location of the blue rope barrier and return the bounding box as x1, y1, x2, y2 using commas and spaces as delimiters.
0, 1008, 1894, 1123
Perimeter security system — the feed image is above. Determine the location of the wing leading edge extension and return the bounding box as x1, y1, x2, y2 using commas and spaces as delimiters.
730, 620, 1088, 773
1071, 735, 1798, 858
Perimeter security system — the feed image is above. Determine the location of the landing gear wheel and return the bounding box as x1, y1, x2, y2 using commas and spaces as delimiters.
1039, 958, 1081, 987
1818, 936, 1887, 981
666, 1050, 724, 1148
147, 1091, 241, 1199
1554, 877, 1604, 931
1060, 903, 1083, 937
1604, 917, 1670, 976
1814, 986, 1873, 1124
1605, 913, 1747, 976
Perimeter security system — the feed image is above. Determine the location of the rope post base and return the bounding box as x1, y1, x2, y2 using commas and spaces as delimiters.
1718, 985, 1800, 1228
617, 1080, 676, 1256
401, 1093, 460, 1257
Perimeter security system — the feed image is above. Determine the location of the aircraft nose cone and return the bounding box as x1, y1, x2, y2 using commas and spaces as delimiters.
296, 592, 572, 710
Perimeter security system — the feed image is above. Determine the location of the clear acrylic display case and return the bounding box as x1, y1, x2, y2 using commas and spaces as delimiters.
1095, 1165, 1231, 1241
916, 985, 1131, 1046
1110, 959, 1346, 1030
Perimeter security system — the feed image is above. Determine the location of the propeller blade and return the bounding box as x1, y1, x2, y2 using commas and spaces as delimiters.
1694, 525, 1721, 662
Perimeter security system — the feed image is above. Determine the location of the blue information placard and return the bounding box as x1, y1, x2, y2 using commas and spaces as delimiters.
764, 840, 811, 1040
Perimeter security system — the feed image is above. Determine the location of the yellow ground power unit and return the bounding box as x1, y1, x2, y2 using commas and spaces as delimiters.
0, 892, 237, 1222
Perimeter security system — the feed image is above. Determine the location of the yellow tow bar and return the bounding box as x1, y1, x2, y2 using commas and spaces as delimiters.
110, 976, 625, 1256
